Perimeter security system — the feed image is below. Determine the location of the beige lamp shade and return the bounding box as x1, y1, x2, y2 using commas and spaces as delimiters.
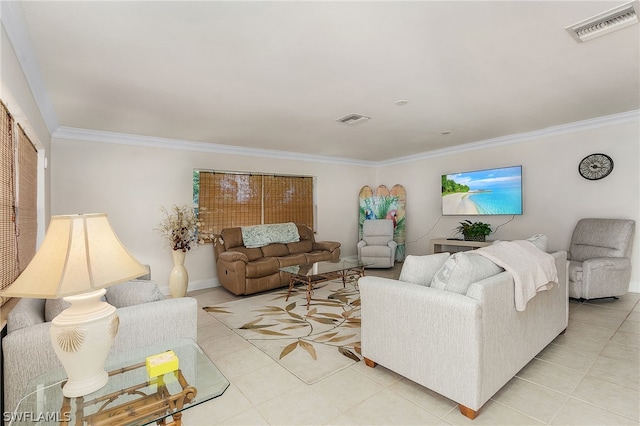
2, 213, 147, 298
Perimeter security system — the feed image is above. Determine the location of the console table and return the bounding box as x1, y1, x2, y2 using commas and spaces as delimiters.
431, 238, 492, 254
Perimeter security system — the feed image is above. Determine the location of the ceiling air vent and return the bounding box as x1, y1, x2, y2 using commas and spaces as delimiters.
336, 113, 371, 125
566, 0, 639, 43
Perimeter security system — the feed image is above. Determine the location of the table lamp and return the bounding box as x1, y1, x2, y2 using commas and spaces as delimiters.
0, 213, 147, 397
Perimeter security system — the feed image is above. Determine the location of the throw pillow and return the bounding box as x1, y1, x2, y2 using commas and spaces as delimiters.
399, 253, 450, 286
105, 280, 165, 308
431, 252, 504, 294
526, 234, 548, 252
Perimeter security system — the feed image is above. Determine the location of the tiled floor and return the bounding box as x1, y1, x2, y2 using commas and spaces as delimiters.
184, 266, 639, 425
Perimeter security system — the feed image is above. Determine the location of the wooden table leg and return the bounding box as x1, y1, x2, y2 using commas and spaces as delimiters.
286, 276, 295, 301
306, 277, 312, 309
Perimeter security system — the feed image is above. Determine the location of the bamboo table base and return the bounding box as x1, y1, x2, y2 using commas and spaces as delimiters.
60, 362, 196, 426
285, 265, 366, 309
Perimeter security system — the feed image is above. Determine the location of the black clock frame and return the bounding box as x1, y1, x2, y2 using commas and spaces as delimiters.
578, 153, 614, 181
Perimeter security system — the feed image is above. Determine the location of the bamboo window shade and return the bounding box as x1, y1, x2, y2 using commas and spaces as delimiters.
16, 124, 38, 273
264, 175, 313, 226
197, 171, 314, 238
0, 102, 38, 307
198, 172, 262, 235
0, 100, 17, 305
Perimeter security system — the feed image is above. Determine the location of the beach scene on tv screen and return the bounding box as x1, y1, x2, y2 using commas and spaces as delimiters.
442, 166, 523, 215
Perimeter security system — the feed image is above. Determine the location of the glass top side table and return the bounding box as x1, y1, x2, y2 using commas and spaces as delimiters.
10, 338, 229, 426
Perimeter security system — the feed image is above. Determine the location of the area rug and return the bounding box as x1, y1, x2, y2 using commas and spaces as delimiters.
203, 280, 361, 384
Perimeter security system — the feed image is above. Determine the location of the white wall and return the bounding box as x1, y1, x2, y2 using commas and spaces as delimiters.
50, 138, 375, 294
377, 117, 640, 292
51, 115, 639, 294
1, 26, 52, 233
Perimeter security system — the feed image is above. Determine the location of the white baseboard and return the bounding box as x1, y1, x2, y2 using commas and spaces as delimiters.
159, 277, 220, 296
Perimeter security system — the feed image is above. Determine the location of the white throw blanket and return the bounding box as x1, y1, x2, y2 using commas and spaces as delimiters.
475, 240, 557, 311
241, 222, 300, 248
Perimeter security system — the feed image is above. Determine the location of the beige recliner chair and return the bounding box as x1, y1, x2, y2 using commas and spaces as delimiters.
357, 219, 397, 268
568, 218, 636, 300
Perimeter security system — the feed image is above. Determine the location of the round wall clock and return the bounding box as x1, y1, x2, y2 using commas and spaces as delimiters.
578, 153, 614, 180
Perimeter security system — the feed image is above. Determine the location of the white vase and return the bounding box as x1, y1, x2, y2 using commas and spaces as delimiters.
169, 250, 189, 298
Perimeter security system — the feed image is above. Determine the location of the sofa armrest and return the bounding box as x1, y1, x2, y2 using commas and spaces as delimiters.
581, 257, 631, 297
313, 241, 341, 252
218, 250, 249, 263
359, 276, 483, 408
582, 257, 630, 270
2, 321, 59, 414
112, 297, 198, 353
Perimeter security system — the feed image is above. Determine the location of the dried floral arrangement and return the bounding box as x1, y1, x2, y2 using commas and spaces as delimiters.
156, 205, 201, 252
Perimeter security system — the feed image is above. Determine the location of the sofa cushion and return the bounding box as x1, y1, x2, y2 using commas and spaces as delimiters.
44, 298, 71, 322
220, 228, 244, 249
305, 251, 334, 263
261, 243, 289, 257
296, 224, 314, 241
361, 245, 393, 257
287, 240, 313, 254
229, 246, 263, 261
106, 280, 165, 308
246, 257, 280, 278
277, 253, 308, 268
431, 252, 503, 294
526, 234, 548, 252
399, 253, 450, 286
9, 298, 46, 332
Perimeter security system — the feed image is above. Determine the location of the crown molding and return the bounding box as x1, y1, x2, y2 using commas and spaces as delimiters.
378, 109, 640, 166
52, 126, 375, 167
1, 1, 59, 134
53, 109, 639, 167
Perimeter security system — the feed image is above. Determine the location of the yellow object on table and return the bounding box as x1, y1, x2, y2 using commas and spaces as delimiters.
146, 350, 179, 378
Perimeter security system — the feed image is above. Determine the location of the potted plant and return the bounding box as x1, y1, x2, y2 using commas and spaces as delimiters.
454, 220, 493, 242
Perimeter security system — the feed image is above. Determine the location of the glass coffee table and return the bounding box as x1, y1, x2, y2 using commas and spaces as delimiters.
280, 257, 370, 309
11, 338, 229, 426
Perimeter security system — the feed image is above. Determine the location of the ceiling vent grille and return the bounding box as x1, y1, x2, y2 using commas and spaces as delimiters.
566, 1, 639, 43
336, 113, 371, 125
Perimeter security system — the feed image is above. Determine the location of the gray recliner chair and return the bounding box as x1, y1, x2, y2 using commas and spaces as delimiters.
357, 219, 397, 268
568, 218, 636, 300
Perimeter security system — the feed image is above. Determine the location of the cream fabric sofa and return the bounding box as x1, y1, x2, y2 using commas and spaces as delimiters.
359, 247, 568, 420
2, 279, 197, 415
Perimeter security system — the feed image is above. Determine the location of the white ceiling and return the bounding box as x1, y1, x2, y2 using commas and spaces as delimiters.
7, 1, 640, 162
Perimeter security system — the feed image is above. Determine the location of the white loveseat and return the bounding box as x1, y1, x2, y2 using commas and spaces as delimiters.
2, 279, 198, 416
359, 245, 568, 420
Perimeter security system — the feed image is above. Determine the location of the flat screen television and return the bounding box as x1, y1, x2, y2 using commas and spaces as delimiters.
441, 165, 523, 215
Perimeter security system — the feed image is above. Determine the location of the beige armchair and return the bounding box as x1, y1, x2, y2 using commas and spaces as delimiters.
357, 219, 397, 268
568, 218, 635, 300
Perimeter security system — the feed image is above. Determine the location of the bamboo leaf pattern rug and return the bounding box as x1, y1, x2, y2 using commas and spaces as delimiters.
203, 280, 361, 384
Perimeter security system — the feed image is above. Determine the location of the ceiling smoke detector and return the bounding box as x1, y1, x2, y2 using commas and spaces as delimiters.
336, 113, 371, 126
566, 0, 639, 43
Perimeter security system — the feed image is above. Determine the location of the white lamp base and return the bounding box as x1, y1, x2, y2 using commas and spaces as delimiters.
50, 288, 119, 397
